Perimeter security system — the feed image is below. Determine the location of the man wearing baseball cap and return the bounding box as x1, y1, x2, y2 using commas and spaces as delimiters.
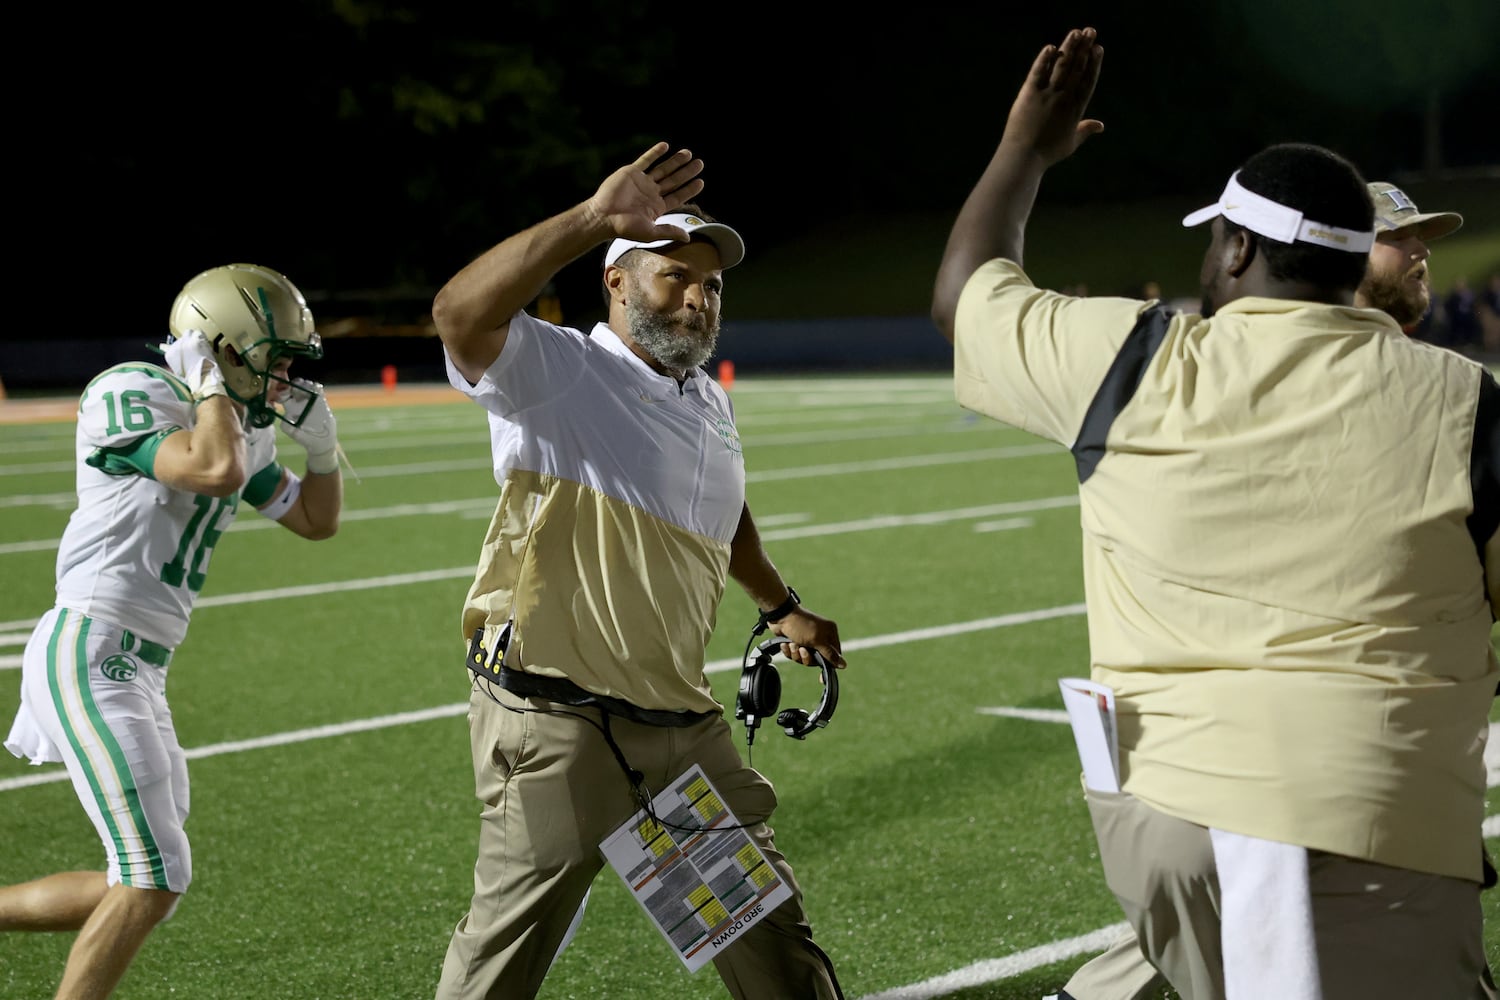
932, 25, 1498, 999
1050, 184, 1494, 1000
1358, 181, 1464, 331
428, 141, 846, 1000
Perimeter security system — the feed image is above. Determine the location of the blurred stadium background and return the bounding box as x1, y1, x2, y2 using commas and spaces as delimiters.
4, 0, 1497, 395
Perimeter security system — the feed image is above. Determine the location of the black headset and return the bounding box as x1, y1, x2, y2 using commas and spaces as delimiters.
734, 635, 839, 745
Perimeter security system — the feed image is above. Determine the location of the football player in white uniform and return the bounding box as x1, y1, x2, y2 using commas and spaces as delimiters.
0, 263, 344, 999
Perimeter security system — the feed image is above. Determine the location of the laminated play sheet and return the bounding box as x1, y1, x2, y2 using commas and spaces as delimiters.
599, 763, 791, 972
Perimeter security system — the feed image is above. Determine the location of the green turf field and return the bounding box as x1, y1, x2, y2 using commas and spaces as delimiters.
2, 373, 1496, 999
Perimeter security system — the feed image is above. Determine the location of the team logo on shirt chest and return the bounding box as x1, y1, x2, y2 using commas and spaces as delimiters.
715, 418, 742, 454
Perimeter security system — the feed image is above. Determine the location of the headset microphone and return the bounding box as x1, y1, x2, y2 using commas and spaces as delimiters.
734, 635, 839, 746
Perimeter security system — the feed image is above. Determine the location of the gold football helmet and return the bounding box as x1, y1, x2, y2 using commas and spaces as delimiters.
168, 263, 324, 427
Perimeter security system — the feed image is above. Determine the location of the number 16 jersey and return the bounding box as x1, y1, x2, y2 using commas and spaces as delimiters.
54, 363, 280, 647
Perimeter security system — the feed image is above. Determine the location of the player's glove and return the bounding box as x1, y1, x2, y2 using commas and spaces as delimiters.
281, 378, 341, 474
162, 329, 227, 402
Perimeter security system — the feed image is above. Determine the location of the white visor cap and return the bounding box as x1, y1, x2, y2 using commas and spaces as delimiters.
603, 212, 746, 270
1182, 171, 1373, 253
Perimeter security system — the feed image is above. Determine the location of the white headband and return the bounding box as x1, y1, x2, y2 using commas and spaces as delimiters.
1182, 172, 1373, 253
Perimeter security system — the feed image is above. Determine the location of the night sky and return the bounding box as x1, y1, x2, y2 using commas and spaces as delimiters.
16, 0, 1499, 339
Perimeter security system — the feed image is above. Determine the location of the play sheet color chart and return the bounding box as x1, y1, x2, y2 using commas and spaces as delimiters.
599, 763, 791, 972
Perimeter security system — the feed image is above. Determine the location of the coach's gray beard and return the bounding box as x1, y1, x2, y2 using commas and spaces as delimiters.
626, 300, 720, 372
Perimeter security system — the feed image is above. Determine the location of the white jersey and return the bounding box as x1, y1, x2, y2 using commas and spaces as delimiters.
53, 363, 284, 647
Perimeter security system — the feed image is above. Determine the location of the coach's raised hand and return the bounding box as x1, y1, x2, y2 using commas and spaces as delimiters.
588, 142, 706, 245
932, 27, 1104, 341
1002, 27, 1105, 167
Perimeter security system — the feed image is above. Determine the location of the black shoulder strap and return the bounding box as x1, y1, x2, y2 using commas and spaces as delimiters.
1071, 305, 1174, 484
1467, 371, 1500, 564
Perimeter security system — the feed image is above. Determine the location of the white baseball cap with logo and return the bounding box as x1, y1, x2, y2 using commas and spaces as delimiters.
603, 212, 746, 270
1182, 171, 1373, 253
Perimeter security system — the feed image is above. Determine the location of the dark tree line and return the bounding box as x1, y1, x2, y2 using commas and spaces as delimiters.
19, 0, 1497, 335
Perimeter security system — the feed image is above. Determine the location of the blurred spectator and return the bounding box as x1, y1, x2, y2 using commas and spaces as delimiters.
1412, 298, 1448, 345
1480, 273, 1500, 353
1446, 277, 1480, 353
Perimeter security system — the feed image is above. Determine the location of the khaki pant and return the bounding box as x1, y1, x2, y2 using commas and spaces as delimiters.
1084, 789, 1486, 1000
435, 684, 843, 1000
1062, 929, 1166, 999
1062, 907, 1499, 1000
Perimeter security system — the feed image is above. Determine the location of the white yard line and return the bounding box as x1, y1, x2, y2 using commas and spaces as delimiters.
974, 517, 1035, 533
337, 444, 1063, 484
0, 382, 967, 474
0, 493, 1072, 630
0, 461, 73, 476
0, 492, 74, 509
0, 480, 1071, 560
977, 706, 1069, 723
745, 421, 995, 448
0, 438, 79, 456
761, 498, 1073, 542
0, 440, 1057, 510
0, 566, 481, 634
736, 401, 966, 425
856, 922, 1131, 1000
0, 704, 473, 791
0, 538, 61, 554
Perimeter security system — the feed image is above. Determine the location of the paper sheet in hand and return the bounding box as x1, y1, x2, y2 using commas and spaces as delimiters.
599, 763, 791, 972
1058, 678, 1120, 792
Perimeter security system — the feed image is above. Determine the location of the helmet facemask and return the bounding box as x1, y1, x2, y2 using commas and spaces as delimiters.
217, 328, 324, 429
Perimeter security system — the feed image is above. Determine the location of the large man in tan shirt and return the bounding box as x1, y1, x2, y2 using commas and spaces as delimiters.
1055, 180, 1496, 1000
930, 27, 1499, 1000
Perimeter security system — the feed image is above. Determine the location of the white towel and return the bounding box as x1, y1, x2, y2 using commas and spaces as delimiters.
1211, 828, 1321, 1000
4, 702, 63, 765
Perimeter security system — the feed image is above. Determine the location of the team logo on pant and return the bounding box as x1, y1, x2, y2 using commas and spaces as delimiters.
100, 654, 139, 682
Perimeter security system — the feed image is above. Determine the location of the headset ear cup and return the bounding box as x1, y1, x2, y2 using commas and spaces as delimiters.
740, 659, 781, 719
777, 708, 811, 738
779, 653, 839, 739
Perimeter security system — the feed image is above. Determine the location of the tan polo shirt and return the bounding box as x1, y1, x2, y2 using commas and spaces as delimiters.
444, 312, 747, 715
954, 258, 1497, 880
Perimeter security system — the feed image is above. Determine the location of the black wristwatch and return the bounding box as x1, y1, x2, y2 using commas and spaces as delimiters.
758, 587, 801, 630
